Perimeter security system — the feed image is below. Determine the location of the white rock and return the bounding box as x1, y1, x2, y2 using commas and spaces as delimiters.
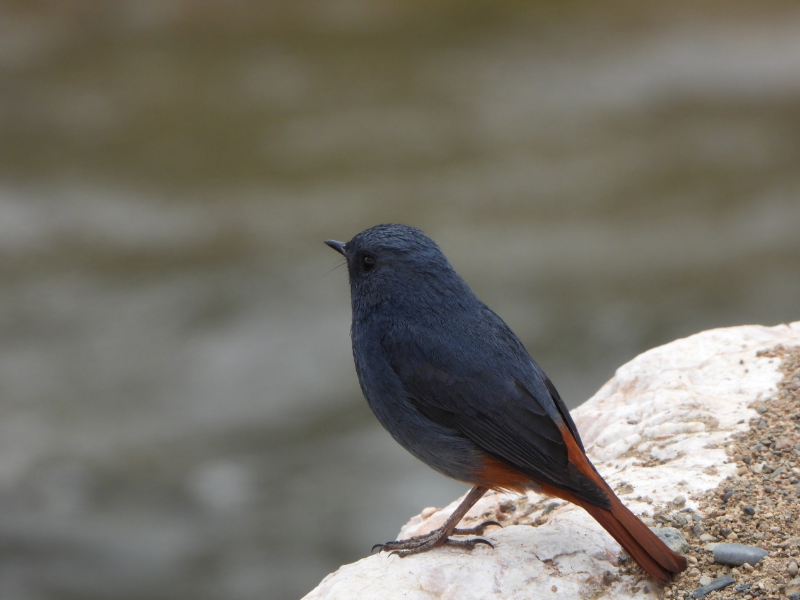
303, 322, 800, 599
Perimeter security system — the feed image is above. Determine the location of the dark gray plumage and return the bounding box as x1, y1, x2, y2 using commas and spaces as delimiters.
330, 224, 605, 506
324, 223, 687, 583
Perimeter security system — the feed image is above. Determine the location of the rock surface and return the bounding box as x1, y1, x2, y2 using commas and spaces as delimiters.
303, 322, 800, 599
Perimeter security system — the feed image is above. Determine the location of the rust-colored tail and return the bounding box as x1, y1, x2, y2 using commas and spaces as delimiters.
578, 491, 687, 584
552, 423, 688, 583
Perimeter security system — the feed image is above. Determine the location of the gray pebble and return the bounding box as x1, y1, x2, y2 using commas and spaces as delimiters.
650, 527, 691, 554
770, 466, 785, 479
672, 494, 686, 507
691, 574, 735, 598
712, 543, 768, 566
787, 578, 800, 600
652, 526, 690, 554
699, 533, 717, 542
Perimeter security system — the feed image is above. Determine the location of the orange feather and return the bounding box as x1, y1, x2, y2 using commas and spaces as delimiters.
475, 423, 687, 583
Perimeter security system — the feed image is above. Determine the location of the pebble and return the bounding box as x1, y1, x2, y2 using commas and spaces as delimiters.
654, 527, 690, 554
788, 578, 800, 600
690, 574, 736, 599
770, 466, 785, 479
790, 561, 799, 577
498, 499, 516, 512
721, 491, 734, 502
712, 543, 768, 566
672, 494, 686, 507
699, 533, 717, 543
742, 505, 755, 515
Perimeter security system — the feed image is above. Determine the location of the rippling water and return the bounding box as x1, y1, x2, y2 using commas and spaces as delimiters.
1, 2, 799, 599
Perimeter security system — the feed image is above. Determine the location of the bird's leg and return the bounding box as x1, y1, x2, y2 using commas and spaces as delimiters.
372, 486, 500, 557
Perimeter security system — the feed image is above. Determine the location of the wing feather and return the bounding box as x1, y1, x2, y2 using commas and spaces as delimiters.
386, 309, 607, 506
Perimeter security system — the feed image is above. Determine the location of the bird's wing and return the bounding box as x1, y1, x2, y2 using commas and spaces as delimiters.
386, 313, 607, 506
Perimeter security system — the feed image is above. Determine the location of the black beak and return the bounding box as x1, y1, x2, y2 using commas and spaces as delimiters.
325, 239, 347, 256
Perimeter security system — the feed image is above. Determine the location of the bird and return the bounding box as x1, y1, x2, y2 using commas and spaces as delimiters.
324, 223, 687, 583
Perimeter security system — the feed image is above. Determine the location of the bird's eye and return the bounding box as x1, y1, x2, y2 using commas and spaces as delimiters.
361, 254, 376, 272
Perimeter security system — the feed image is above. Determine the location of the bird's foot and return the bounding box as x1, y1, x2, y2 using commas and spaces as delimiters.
372, 520, 500, 557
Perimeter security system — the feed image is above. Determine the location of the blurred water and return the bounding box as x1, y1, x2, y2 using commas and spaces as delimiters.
1, 2, 799, 599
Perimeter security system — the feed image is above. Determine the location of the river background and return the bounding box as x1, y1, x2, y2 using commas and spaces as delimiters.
1, 2, 799, 599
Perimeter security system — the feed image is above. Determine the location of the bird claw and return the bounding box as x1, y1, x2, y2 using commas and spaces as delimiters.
373, 521, 498, 557
448, 537, 494, 550
386, 535, 493, 557
453, 520, 501, 536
